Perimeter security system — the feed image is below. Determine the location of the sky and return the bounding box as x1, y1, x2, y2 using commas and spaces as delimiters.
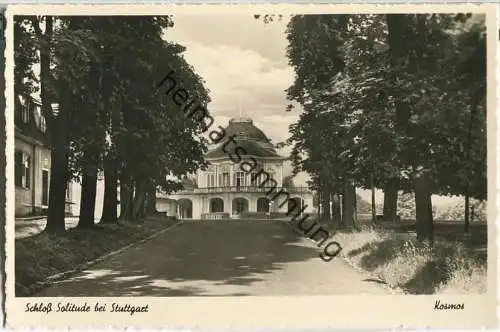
166, 14, 308, 182
166, 14, 297, 133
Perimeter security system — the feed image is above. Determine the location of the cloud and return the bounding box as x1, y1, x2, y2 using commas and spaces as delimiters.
172, 38, 302, 147
177, 41, 294, 118
167, 14, 291, 67
167, 15, 310, 186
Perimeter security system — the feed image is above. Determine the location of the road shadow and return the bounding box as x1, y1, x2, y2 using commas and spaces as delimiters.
34, 220, 321, 296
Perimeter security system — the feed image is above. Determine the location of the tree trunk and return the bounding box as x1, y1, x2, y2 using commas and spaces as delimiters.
332, 194, 341, 224
317, 191, 321, 218
464, 193, 470, 233
118, 173, 132, 221
321, 189, 330, 220
45, 143, 68, 234
383, 178, 399, 222
340, 193, 345, 226
354, 190, 360, 230
413, 171, 434, 243
78, 154, 98, 228
342, 182, 356, 230
39, 15, 68, 235
100, 156, 118, 223
131, 180, 147, 222
146, 186, 157, 215
370, 174, 376, 222
463, 95, 479, 234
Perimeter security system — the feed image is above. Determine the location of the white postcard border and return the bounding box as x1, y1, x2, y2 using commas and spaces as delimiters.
4, 3, 499, 329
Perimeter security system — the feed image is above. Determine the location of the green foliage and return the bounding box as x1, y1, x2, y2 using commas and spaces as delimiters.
15, 16, 211, 196
14, 17, 39, 97
283, 14, 487, 208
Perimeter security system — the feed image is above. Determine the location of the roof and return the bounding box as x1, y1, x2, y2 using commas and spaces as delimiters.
14, 95, 51, 148
205, 118, 283, 159
222, 117, 269, 142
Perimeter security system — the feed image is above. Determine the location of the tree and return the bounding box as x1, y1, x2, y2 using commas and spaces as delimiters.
282, 14, 486, 241
14, 15, 211, 232
35, 16, 67, 234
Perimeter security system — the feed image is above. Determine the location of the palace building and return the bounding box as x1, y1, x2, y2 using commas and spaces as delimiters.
158, 117, 314, 220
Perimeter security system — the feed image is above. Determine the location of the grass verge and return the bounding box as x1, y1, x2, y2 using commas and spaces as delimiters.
15, 215, 178, 296
332, 225, 487, 294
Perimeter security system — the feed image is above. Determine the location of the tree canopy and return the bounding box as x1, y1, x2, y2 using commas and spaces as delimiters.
14, 15, 212, 232
283, 14, 486, 240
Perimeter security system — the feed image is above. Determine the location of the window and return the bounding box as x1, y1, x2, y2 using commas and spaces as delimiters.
235, 171, 245, 187
39, 106, 47, 133
66, 182, 71, 201
220, 172, 229, 187
42, 170, 49, 205
233, 198, 248, 214
15, 151, 31, 188
266, 166, 275, 180
210, 198, 224, 213
218, 165, 230, 187
21, 100, 30, 124
33, 105, 41, 128
207, 173, 216, 187
257, 198, 270, 212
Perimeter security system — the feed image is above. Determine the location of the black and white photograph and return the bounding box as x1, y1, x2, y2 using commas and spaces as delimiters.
4, 3, 498, 329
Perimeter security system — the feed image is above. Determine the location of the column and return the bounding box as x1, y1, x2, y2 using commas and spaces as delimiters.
215, 164, 219, 188
230, 166, 233, 187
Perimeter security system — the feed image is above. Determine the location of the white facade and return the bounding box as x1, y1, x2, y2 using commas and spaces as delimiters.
159, 118, 314, 220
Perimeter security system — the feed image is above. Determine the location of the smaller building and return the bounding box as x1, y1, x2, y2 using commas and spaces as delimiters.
14, 95, 73, 217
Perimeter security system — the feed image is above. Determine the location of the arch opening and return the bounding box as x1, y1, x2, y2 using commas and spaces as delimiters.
232, 197, 249, 215
178, 199, 193, 219
257, 197, 270, 213
210, 198, 224, 213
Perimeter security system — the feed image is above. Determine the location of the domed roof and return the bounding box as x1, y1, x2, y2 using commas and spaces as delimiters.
205, 117, 283, 159
223, 118, 270, 142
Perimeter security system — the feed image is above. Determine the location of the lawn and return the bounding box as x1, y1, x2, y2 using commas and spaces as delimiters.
325, 219, 487, 294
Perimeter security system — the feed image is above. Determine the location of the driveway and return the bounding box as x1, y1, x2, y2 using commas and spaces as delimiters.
36, 219, 391, 296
